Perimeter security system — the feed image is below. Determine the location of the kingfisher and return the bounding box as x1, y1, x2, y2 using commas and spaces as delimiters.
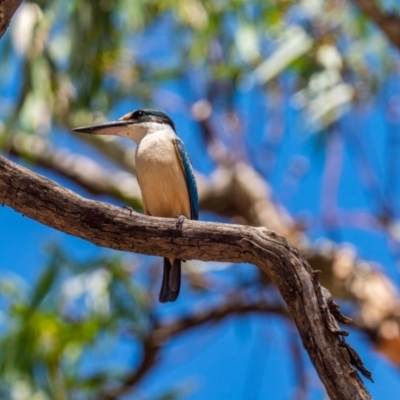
73, 109, 199, 303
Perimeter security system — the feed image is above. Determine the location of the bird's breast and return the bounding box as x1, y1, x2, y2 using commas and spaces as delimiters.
135, 133, 191, 218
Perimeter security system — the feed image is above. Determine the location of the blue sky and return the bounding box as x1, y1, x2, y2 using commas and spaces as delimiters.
2, 5, 400, 399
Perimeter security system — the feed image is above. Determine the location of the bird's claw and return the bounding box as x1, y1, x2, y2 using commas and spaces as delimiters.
124, 206, 134, 217
175, 215, 186, 230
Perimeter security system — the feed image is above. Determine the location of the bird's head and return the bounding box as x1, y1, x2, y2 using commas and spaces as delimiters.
73, 109, 175, 144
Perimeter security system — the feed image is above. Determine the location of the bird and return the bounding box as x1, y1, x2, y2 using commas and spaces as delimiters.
73, 109, 199, 303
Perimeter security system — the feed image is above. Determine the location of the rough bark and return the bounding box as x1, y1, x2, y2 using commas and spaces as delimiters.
0, 0, 22, 38
0, 154, 372, 399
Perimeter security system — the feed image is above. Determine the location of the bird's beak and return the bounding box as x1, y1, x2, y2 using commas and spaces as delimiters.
73, 120, 132, 136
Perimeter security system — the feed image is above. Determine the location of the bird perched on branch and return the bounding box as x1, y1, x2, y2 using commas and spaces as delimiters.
73, 109, 199, 302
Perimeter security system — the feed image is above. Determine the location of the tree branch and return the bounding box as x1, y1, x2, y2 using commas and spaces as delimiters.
352, 0, 400, 50
100, 300, 289, 400
0, 0, 22, 38
4, 129, 400, 368
0, 154, 372, 399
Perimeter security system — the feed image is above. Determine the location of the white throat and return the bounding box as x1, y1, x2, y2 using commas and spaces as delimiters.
118, 121, 176, 144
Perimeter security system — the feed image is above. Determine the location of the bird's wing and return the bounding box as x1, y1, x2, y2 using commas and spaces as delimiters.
174, 138, 199, 220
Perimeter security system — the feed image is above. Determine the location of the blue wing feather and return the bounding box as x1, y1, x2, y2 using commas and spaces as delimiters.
174, 139, 199, 220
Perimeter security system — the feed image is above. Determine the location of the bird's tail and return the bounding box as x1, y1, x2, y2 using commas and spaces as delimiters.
159, 258, 181, 303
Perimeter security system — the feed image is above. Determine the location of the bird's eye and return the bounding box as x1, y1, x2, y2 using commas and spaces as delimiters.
132, 110, 144, 120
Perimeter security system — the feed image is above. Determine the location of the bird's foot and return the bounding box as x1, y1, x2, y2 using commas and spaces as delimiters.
123, 206, 134, 217
175, 215, 187, 230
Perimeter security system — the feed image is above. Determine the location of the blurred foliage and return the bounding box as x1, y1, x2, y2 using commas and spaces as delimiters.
0, 246, 150, 399
1, 0, 397, 136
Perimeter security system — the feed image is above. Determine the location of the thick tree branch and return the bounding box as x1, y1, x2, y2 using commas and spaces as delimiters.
0, 154, 372, 399
1, 129, 299, 240
4, 130, 400, 367
0, 0, 22, 38
352, 0, 400, 50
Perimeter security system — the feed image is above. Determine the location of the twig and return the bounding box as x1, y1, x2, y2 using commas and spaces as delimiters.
100, 301, 288, 400
0, 0, 22, 38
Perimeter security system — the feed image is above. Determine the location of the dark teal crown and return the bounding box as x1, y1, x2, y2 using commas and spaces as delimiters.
125, 109, 175, 131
